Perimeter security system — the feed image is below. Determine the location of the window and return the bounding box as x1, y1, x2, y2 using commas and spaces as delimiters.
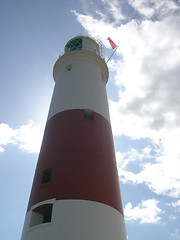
66, 38, 82, 52
84, 109, 94, 120
41, 168, 52, 184
30, 204, 53, 227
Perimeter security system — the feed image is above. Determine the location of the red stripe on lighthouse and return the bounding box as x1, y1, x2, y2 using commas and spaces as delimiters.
27, 109, 124, 215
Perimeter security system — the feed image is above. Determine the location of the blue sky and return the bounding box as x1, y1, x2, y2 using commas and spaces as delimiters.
0, 0, 180, 239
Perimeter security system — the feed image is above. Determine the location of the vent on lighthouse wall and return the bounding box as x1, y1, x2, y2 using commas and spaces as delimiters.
66, 64, 72, 72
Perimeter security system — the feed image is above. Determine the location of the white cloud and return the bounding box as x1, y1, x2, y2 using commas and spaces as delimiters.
119, 155, 180, 198
171, 200, 180, 211
101, 0, 125, 22
171, 229, 180, 240
124, 199, 163, 224
128, 0, 179, 18
15, 120, 43, 153
73, 2, 180, 198
116, 144, 180, 197
0, 123, 17, 152
116, 146, 153, 169
0, 121, 43, 154
169, 215, 177, 221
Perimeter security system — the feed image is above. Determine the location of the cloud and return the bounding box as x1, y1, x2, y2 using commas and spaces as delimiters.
116, 146, 153, 169
73, 2, 180, 198
0, 121, 43, 154
171, 229, 180, 240
116, 144, 180, 198
124, 199, 163, 224
128, 0, 180, 19
100, 0, 126, 22
169, 215, 177, 221
119, 156, 180, 198
171, 200, 180, 211
0, 123, 17, 152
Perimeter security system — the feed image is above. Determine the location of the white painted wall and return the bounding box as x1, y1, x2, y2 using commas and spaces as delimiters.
82, 37, 100, 54
48, 58, 110, 122
21, 199, 127, 240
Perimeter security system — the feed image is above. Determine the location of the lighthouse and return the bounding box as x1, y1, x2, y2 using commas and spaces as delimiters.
21, 36, 127, 240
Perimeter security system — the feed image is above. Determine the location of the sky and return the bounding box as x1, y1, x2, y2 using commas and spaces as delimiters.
0, 0, 180, 239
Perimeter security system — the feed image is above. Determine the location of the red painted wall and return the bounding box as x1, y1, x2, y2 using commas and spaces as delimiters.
27, 109, 123, 215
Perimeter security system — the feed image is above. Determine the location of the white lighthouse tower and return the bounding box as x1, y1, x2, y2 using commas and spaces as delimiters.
21, 36, 127, 240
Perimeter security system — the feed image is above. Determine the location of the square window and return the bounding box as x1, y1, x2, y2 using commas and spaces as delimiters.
84, 109, 94, 120
41, 169, 52, 184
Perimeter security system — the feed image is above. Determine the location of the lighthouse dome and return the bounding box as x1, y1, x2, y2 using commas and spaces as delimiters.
64, 36, 100, 55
